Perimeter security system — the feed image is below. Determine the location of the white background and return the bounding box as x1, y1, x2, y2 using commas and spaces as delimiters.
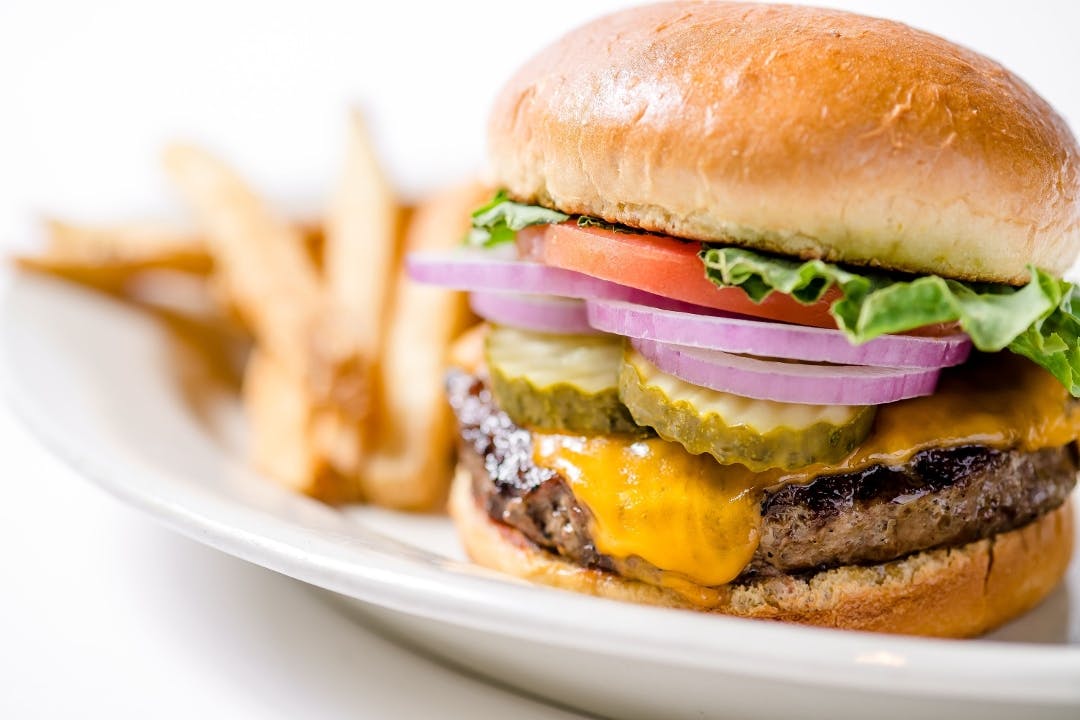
1, 1, 1079, 718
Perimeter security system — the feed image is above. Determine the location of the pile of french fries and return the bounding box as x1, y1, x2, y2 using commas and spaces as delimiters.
16, 111, 486, 511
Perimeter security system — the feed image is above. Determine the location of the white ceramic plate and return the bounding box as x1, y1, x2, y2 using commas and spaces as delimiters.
3, 273, 1079, 720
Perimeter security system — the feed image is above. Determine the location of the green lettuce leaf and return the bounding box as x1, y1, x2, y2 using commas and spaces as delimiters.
466, 191, 569, 248
700, 246, 1080, 395
1007, 285, 1080, 396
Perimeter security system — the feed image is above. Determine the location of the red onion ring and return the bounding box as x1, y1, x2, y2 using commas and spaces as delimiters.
407, 250, 663, 304
633, 338, 940, 405
469, 292, 595, 335
588, 299, 971, 369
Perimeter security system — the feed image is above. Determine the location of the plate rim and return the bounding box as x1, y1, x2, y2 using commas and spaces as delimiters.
3, 273, 1079, 705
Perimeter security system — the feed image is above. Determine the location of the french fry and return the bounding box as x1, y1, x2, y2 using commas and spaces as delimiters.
16, 219, 323, 295
313, 109, 405, 492
15, 219, 210, 291
43, 218, 209, 269
361, 180, 490, 510
243, 350, 312, 486
243, 350, 360, 502
163, 143, 365, 416
325, 110, 402, 356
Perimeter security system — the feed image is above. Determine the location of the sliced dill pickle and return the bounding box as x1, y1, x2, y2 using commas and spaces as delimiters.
485, 325, 644, 434
619, 349, 876, 471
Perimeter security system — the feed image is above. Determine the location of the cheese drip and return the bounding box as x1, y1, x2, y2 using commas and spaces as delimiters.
531, 353, 1080, 590
535, 433, 762, 587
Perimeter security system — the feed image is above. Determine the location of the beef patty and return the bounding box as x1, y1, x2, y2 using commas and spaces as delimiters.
448, 370, 1079, 581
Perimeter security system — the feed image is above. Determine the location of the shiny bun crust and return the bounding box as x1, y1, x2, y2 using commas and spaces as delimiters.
449, 467, 1074, 637
488, 2, 1080, 283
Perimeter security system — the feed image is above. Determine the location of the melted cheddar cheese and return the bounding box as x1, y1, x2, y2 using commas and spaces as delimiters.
531, 353, 1080, 590
535, 433, 761, 587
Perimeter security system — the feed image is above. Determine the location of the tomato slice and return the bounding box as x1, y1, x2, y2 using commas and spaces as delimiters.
517, 222, 840, 329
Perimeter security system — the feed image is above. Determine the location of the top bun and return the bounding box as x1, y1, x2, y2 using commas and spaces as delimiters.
488, 2, 1080, 284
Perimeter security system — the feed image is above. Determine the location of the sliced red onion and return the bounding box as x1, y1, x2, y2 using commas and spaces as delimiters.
633, 338, 940, 405
407, 250, 667, 304
589, 299, 971, 369
469, 292, 595, 335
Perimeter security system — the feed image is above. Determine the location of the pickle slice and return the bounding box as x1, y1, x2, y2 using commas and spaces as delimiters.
619, 349, 876, 471
485, 325, 644, 434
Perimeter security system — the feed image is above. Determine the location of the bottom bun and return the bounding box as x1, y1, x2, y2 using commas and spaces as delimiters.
449, 466, 1075, 637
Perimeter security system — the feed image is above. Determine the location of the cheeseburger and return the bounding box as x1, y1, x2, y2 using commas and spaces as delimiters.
409, 1, 1080, 637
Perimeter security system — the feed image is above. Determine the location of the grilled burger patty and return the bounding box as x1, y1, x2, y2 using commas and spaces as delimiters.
449, 370, 1078, 580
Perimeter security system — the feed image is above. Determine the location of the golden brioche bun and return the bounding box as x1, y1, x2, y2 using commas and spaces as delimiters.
488, 2, 1080, 284
450, 466, 1074, 637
